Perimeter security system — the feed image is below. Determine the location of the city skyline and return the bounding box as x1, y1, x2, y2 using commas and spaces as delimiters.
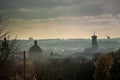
0, 0, 120, 39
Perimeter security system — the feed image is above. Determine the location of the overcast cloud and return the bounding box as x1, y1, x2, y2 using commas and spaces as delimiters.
0, 0, 120, 39
0, 0, 120, 18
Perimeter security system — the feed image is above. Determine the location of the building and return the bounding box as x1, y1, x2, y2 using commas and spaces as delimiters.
29, 40, 42, 54
1, 37, 10, 54
0, 37, 10, 62
84, 33, 99, 53
91, 33, 98, 50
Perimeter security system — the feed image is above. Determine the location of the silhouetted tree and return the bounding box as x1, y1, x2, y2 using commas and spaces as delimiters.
34, 58, 94, 80
110, 49, 120, 80
0, 16, 19, 65
94, 54, 113, 80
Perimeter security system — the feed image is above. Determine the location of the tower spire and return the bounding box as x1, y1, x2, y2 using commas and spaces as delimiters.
91, 32, 98, 49
94, 31, 96, 35
34, 40, 37, 45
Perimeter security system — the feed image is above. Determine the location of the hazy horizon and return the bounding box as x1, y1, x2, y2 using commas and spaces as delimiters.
8, 36, 120, 40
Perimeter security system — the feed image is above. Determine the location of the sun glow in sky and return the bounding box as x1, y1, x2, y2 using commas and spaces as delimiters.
1, 0, 120, 39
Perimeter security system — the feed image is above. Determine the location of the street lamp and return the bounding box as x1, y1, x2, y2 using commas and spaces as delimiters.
23, 51, 26, 80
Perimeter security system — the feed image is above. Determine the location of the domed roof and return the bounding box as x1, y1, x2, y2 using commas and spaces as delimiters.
29, 40, 42, 54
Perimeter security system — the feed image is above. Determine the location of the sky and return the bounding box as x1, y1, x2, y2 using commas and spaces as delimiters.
0, 0, 120, 39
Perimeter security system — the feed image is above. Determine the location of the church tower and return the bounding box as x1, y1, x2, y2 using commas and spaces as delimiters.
91, 32, 98, 49
29, 40, 42, 54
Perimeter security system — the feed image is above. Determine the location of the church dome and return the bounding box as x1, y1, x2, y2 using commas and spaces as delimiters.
29, 40, 42, 54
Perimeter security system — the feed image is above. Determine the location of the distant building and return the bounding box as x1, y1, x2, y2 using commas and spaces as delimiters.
107, 36, 110, 40
0, 37, 10, 59
84, 33, 99, 53
29, 37, 33, 41
29, 40, 42, 54
28, 40, 49, 62
91, 34, 98, 49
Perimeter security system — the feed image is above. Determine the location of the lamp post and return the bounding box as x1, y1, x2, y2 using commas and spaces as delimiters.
23, 51, 26, 80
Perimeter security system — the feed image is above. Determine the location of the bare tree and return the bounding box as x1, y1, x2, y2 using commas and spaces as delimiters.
94, 54, 113, 80
0, 16, 19, 65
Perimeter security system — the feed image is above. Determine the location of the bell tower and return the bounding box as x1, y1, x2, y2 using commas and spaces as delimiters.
91, 32, 98, 49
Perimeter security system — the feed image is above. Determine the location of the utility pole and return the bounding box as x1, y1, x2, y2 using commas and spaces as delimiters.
23, 51, 26, 80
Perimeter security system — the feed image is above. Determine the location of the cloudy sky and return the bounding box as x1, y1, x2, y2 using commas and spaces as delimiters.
0, 0, 120, 39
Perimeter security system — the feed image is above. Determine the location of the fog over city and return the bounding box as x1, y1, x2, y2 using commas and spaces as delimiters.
0, 0, 120, 80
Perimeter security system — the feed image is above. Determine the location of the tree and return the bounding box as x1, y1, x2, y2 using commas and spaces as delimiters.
94, 54, 113, 80
0, 16, 20, 80
0, 16, 19, 65
110, 49, 120, 80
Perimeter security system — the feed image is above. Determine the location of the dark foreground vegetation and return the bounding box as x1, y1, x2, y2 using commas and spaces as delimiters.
0, 49, 120, 80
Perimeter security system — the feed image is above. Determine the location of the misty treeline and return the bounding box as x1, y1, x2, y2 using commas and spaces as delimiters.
0, 49, 120, 80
